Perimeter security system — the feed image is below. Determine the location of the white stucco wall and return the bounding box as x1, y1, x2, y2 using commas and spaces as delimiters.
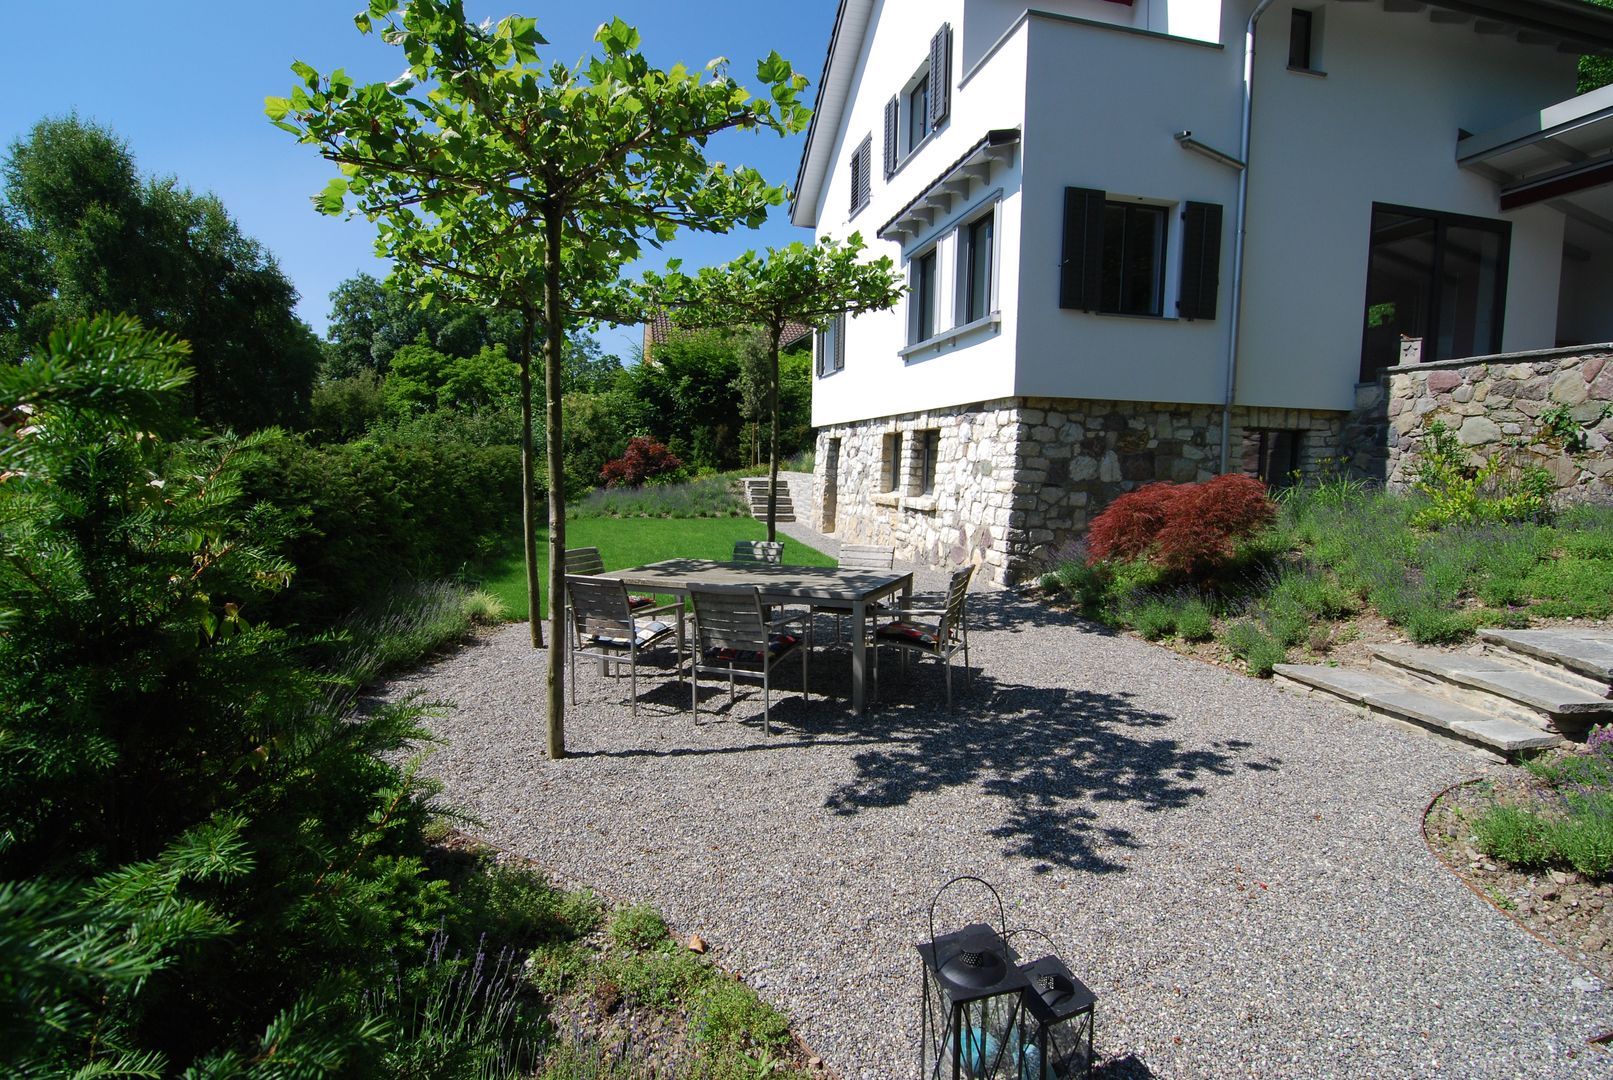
809, 0, 1029, 429
1237, 0, 1577, 411
1016, 14, 1240, 406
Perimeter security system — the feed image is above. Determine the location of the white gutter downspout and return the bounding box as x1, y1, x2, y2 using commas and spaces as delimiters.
1221, 0, 1281, 473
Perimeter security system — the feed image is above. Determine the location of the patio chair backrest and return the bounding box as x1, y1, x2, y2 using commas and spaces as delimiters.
565, 575, 634, 642
839, 544, 895, 571
733, 540, 784, 564
936, 565, 974, 644
689, 584, 770, 654
564, 546, 606, 576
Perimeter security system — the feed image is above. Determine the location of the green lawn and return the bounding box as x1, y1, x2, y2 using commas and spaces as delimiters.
475, 516, 834, 621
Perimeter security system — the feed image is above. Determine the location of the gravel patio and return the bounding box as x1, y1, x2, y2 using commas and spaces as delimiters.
377, 564, 1613, 1078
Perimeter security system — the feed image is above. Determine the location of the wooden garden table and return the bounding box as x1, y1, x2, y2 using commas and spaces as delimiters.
599, 558, 914, 716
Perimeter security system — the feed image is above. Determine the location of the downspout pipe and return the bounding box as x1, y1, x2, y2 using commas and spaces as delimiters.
1221, 0, 1281, 473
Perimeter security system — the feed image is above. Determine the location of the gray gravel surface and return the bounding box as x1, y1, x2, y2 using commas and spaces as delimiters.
377, 589, 1613, 1078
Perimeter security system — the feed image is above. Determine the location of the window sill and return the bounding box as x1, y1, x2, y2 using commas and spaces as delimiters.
904, 494, 937, 513
872, 491, 901, 507
849, 200, 870, 223
900, 312, 1002, 361
1287, 65, 1326, 78
1081, 310, 1178, 323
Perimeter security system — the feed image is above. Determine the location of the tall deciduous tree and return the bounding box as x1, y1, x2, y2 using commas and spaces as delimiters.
273, 1, 808, 758
2, 116, 320, 430
647, 235, 904, 538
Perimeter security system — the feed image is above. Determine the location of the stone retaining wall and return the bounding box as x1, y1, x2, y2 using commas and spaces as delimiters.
814, 398, 1345, 585
1364, 346, 1613, 493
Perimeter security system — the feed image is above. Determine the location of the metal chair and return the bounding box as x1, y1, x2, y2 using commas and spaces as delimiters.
688, 583, 809, 734
870, 565, 974, 711
565, 574, 683, 717
818, 544, 896, 643
565, 546, 654, 608
732, 540, 785, 564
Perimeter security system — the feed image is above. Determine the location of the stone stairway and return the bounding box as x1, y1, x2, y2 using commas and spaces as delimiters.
742, 477, 794, 523
1274, 628, 1613, 759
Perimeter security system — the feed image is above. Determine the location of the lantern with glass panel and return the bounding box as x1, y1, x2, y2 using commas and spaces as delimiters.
917, 877, 1030, 1079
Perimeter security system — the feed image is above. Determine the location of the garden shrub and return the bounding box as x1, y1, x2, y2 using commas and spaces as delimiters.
463, 589, 510, 624
1409, 419, 1553, 529
1132, 599, 1179, 641
1176, 598, 1215, 642
1221, 618, 1287, 677
601, 436, 685, 488
1087, 474, 1275, 576
608, 904, 670, 951
1474, 805, 1554, 869
571, 472, 745, 519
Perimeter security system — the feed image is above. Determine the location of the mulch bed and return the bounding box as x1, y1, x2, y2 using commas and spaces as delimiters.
1424, 776, 1613, 985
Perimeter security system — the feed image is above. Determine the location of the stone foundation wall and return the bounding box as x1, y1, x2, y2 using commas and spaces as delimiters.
1374, 347, 1613, 493
814, 398, 1346, 585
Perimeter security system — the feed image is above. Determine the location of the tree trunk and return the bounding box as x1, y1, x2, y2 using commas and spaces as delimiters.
766, 325, 782, 543
542, 204, 567, 760
517, 307, 544, 649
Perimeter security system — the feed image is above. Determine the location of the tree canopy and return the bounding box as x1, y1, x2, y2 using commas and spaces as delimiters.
1, 116, 321, 430
274, 1, 810, 757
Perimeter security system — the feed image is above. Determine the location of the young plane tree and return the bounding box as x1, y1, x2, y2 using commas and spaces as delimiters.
272, 1, 808, 758
646, 234, 904, 539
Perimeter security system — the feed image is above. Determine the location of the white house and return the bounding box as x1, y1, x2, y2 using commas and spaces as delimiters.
792, 0, 1613, 585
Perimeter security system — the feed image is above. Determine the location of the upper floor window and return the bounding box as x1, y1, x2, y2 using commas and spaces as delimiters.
1059, 187, 1223, 321
883, 23, 952, 179
1288, 9, 1323, 73
849, 135, 872, 216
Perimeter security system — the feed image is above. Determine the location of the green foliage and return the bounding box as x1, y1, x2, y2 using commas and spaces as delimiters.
1176, 598, 1215, 642
385, 336, 519, 415
1409, 419, 1553, 529
463, 589, 509, 625
571, 473, 746, 520
309, 370, 387, 443
1221, 619, 1286, 677
445, 858, 600, 949
1474, 805, 1554, 869
1132, 599, 1179, 641
328, 580, 476, 685
609, 904, 671, 951
3, 115, 320, 429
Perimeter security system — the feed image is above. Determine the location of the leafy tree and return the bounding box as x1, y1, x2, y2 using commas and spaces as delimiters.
1582, 0, 1613, 93
308, 370, 386, 442
274, 1, 809, 758
2, 116, 321, 430
1, 314, 458, 1071
383, 333, 518, 415
322, 270, 526, 377
647, 235, 904, 538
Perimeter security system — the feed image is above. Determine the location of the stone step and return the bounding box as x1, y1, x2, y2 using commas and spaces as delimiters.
1479, 629, 1613, 694
1371, 644, 1613, 732
1273, 664, 1565, 755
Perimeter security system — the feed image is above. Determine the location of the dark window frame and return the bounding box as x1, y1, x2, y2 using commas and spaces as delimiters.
908, 75, 931, 154
1101, 201, 1169, 317
961, 208, 996, 325
910, 247, 938, 344
915, 428, 941, 495
883, 430, 904, 492
1288, 9, 1317, 72
816, 313, 846, 378
1358, 201, 1511, 382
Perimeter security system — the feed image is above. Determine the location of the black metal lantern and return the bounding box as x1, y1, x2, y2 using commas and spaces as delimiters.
1013, 949, 1096, 1080
918, 877, 1031, 1079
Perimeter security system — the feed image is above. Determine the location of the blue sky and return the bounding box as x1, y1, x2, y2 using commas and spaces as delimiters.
2, 1, 835, 361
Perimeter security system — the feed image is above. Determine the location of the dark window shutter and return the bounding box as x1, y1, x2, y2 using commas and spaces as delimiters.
884, 96, 899, 178
834, 313, 846, 371
1059, 187, 1105, 311
1177, 201, 1223, 320
816, 327, 827, 376
929, 24, 951, 128
851, 136, 872, 213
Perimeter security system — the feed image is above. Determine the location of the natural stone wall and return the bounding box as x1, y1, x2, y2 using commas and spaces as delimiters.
813, 398, 1345, 585
1375, 347, 1613, 494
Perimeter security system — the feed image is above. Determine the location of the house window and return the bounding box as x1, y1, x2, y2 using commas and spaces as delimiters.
961, 209, 995, 324
914, 429, 941, 495
908, 74, 932, 153
1254, 430, 1304, 488
849, 135, 872, 216
1100, 202, 1168, 317
1359, 203, 1509, 381
910, 249, 938, 343
1289, 9, 1321, 72
883, 24, 951, 178
816, 313, 845, 377
882, 431, 904, 492
1061, 188, 1224, 319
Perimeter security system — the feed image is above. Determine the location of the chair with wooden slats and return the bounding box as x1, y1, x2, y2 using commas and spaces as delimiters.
816, 544, 897, 643
565, 574, 683, 717
731, 540, 785, 565
869, 565, 974, 711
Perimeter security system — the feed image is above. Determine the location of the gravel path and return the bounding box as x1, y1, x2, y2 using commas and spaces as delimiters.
378, 588, 1613, 1077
